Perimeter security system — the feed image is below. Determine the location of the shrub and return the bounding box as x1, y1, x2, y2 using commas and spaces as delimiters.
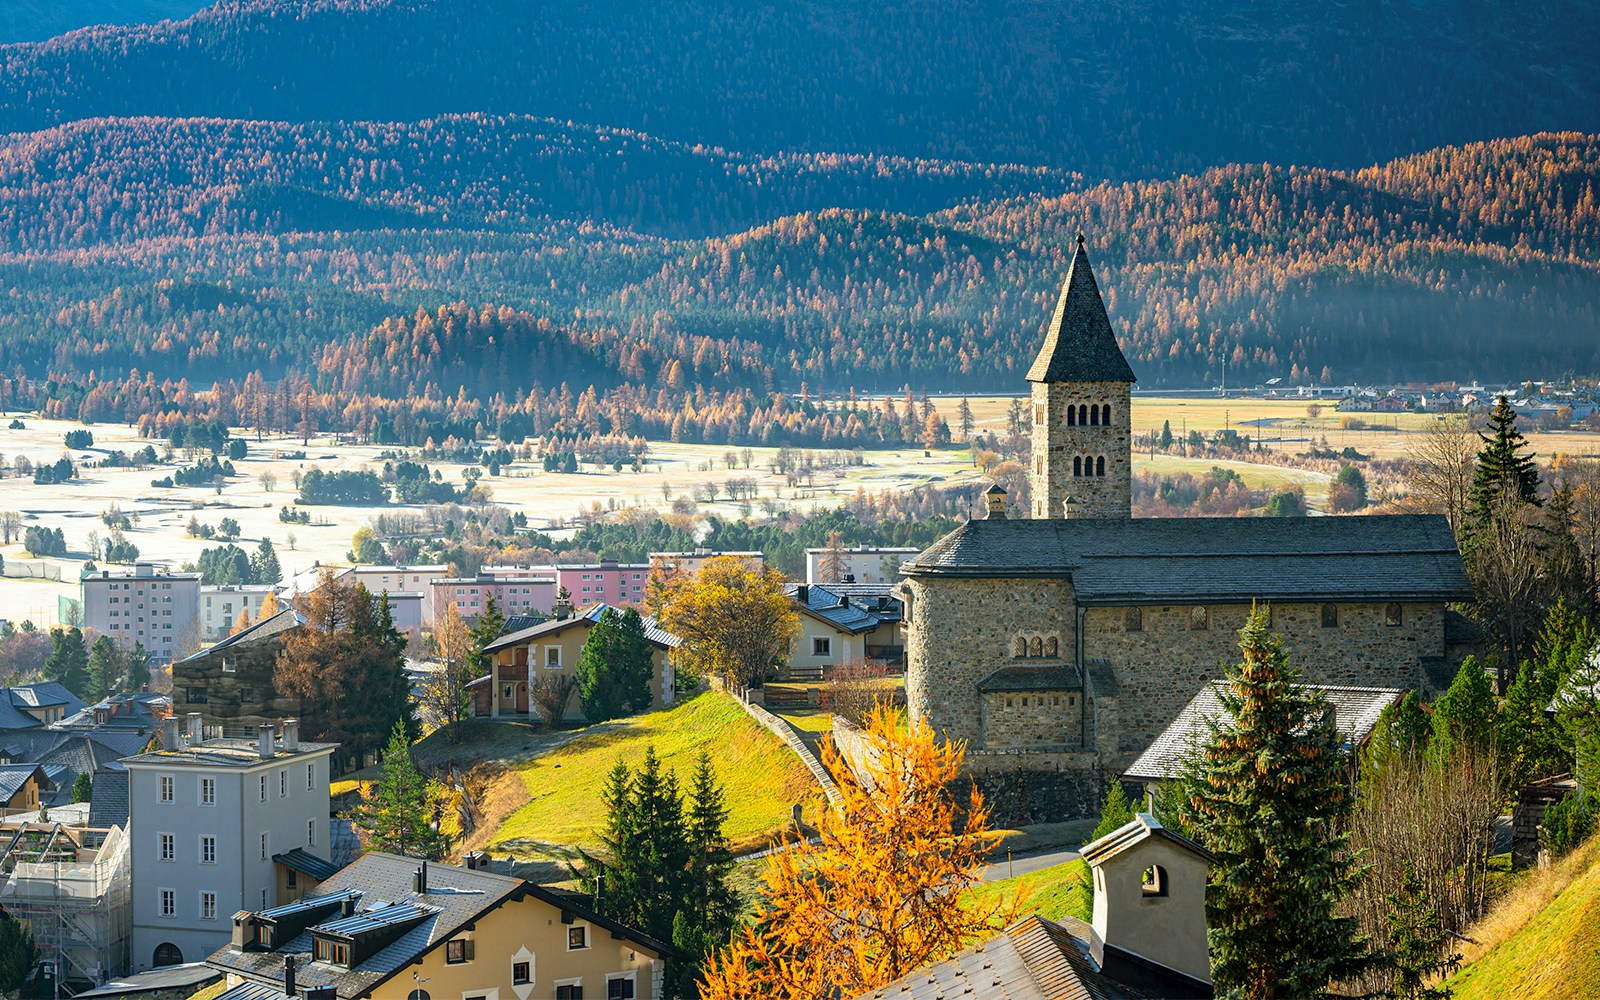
1540, 791, 1597, 859
64, 429, 94, 449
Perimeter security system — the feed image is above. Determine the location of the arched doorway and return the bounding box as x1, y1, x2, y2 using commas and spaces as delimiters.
153, 942, 183, 967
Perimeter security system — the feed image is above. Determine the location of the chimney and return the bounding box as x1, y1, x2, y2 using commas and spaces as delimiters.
186, 712, 204, 744
257, 723, 276, 760
983, 484, 1008, 519
162, 716, 180, 750
795, 585, 809, 604
231, 912, 256, 951
1062, 496, 1081, 520
1084, 813, 1213, 991
282, 719, 300, 752
414, 861, 428, 893
284, 955, 296, 997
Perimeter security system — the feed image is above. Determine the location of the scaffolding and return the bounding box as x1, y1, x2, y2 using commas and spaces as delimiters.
0, 824, 132, 991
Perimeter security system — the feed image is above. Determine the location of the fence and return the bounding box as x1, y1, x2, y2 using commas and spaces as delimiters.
2, 561, 63, 581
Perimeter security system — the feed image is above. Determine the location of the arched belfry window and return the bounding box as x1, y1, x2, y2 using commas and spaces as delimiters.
1096, 456, 1105, 477
1089, 405, 1100, 426
1067, 406, 1076, 426
1073, 456, 1082, 477
1046, 637, 1058, 657
1142, 865, 1169, 897
1030, 637, 1043, 657
1078, 404, 1088, 425
1102, 403, 1112, 425
1014, 637, 1027, 658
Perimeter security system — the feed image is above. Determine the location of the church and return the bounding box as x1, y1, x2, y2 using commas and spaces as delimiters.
897, 237, 1477, 820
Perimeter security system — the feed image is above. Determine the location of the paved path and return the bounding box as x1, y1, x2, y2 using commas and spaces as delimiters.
979, 845, 1083, 883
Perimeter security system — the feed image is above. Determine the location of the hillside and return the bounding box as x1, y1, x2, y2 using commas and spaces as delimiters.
0, 126, 1597, 393
0, 1, 204, 44
1449, 834, 1600, 999
0, 0, 1595, 178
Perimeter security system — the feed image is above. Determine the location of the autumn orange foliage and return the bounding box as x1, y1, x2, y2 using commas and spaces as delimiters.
699, 705, 1022, 998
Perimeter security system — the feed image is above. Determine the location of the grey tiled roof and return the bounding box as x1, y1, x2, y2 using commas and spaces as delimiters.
0, 764, 42, 802
0, 682, 85, 730
977, 665, 1084, 693
87, 768, 130, 827
786, 584, 888, 634
903, 514, 1473, 604
1026, 238, 1137, 385
854, 914, 1145, 1000
483, 603, 680, 653
274, 847, 342, 882
73, 962, 222, 998
1123, 682, 1404, 782
179, 607, 306, 663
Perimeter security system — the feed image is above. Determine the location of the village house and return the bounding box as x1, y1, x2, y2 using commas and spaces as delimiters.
897, 236, 1476, 821
857, 812, 1213, 999
0, 763, 46, 813
472, 604, 681, 721
0, 681, 85, 730
784, 583, 905, 680
431, 571, 557, 621
207, 852, 670, 1000
649, 549, 766, 579
173, 608, 307, 739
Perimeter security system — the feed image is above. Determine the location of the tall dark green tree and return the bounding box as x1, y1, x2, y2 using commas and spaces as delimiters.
1173, 606, 1371, 998
1385, 861, 1458, 1000
1090, 777, 1135, 840
673, 751, 740, 994
356, 721, 445, 860
0, 907, 37, 996
1429, 657, 1497, 763
87, 634, 120, 700
466, 596, 506, 679
1466, 396, 1541, 527
576, 610, 626, 722
1463, 396, 1547, 676
126, 640, 150, 691
43, 627, 90, 700
251, 537, 283, 585
1361, 691, 1431, 782
614, 608, 656, 712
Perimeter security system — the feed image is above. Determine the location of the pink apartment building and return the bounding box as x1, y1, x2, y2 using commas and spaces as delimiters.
432, 574, 557, 620
553, 562, 650, 606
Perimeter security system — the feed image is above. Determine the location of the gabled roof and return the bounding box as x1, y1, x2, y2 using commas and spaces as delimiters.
854, 913, 1144, 1000
0, 682, 86, 729
1080, 813, 1213, 867
1123, 682, 1404, 782
1026, 236, 1137, 385
178, 606, 307, 663
482, 603, 680, 653
902, 514, 1474, 604
274, 847, 342, 883
0, 764, 44, 802
786, 584, 888, 634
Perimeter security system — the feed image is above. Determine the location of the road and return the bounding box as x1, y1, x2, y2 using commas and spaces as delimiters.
979, 845, 1082, 883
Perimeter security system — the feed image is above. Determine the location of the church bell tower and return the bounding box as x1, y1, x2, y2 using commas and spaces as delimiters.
1028, 235, 1137, 519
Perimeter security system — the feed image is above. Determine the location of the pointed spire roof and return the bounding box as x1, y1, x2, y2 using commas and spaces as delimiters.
1027, 235, 1137, 384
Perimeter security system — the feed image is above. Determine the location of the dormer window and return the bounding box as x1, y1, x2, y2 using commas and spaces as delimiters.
313, 938, 349, 966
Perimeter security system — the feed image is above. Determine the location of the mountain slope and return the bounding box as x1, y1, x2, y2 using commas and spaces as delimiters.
0, 0, 1597, 177
0, 0, 205, 44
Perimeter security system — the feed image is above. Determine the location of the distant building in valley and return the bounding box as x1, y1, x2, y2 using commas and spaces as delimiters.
199, 585, 277, 641
82, 564, 201, 664
432, 572, 557, 621
805, 546, 919, 585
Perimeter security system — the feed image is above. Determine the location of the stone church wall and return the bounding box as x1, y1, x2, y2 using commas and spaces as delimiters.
904, 575, 1076, 748
982, 689, 1085, 748
1031, 380, 1132, 519
1083, 600, 1444, 763
963, 749, 1107, 825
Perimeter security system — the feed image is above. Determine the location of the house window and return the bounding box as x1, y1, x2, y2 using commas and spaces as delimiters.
308, 819, 317, 847
202, 836, 216, 864
812, 637, 831, 657
159, 889, 175, 917
159, 775, 173, 803
1033, 404, 1045, 425
1124, 607, 1143, 632
504, 684, 515, 699
201, 891, 217, 920
280, 769, 288, 798
1385, 603, 1403, 627
222, 656, 236, 673
200, 777, 215, 805
1321, 603, 1339, 628
445, 938, 474, 964
1142, 865, 1169, 898
259, 775, 268, 802
568, 925, 588, 950
1189, 607, 1209, 631
607, 976, 637, 1000
513, 961, 532, 984
159, 833, 175, 861
287, 869, 299, 889
547, 648, 562, 668
306, 763, 315, 790
556, 986, 584, 1000
314, 939, 349, 966
260, 832, 269, 861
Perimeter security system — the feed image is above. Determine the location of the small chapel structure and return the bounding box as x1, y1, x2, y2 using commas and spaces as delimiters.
897, 236, 1477, 820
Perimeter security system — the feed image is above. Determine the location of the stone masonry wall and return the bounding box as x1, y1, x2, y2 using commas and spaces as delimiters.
982, 689, 1084, 748
1084, 600, 1445, 765
173, 636, 301, 733
964, 749, 1107, 824
1031, 380, 1132, 519
905, 575, 1077, 748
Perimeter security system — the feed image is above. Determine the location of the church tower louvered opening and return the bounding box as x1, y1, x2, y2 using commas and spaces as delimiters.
1027, 235, 1136, 519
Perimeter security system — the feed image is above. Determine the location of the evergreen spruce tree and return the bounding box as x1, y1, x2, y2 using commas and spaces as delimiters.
44, 627, 90, 699
1160, 419, 1174, 449
1385, 861, 1458, 1000
71, 772, 92, 803
1429, 657, 1497, 762
674, 751, 739, 994
1175, 606, 1371, 998
251, 538, 283, 585
466, 596, 506, 679
1465, 397, 1541, 529
576, 610, 625, 722
126, 641, 151, 691
1362, 691, 1431, 782
356, 721, 444, 859
0, 907, 37, 996
87, 635, 120, 700
615, 607, 656, 713
1090, 777, 1135, 840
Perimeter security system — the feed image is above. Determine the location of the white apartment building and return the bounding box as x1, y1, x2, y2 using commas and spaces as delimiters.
803, 546, 920, 585
82, 564, 201, 664
281, 564, 445, 624
198, 585, 277, 641
125, 715, 336, 972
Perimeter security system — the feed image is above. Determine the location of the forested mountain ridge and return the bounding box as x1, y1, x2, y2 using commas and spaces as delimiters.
0, 124, 1596, 390
1, 0, 1597, 177
0, 0, 205, 44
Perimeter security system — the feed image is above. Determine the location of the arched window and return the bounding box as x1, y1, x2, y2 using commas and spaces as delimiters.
1096, 456, 1105, 477
1014, 637, 1027, 658
1385, 603, 1404, 626
1073, 456, 1082, 477
1102, 403, 1112, 425
1067, 406, 1076, 426
1142, 865, 1169, 897
1078, 404, 1088, 425
1030, 637, 1043, 657
1089, 404, 1099, 426
153, 943, 184, 967
1046, 637, 1058, 657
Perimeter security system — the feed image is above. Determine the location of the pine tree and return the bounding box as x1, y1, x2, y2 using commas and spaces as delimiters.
466, 596, 505, 679
1429, 657, 1497, 762
356, 721, 445, 859
1160, 419, 1174, 449
1173, 606, 1371, 999
1385, 861, 1458, 1000
0, 908, 37, 995
251, 538, 283, 585
87, 635, 119, 700
44, 627, 90, 700
1362, 691, 1431, 781
1466, 397, 1541, 529
126, 641, 150, 691
674, 751, 739, 993
576, 609, 625, 722
1090, 777, 1135, 840
614, 607, 656, 713
71, 772, 92, 803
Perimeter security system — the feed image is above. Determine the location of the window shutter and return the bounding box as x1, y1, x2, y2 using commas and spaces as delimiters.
464, 939, 474, 960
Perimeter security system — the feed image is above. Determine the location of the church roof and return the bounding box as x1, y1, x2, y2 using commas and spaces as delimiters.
1026, 237, 1137, 385
901, 514, 1473, 605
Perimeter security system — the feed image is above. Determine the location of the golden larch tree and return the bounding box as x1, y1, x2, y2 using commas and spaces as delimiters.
699, 705, 1022, 998
655, 555, 798, 690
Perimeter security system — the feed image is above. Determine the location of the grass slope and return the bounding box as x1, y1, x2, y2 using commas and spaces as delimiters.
970, 858, 1094, 926
490, 690, 825, 858
1449, 833, 1600, 1000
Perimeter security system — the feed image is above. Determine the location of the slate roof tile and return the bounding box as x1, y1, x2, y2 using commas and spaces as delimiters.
1027, 238, 1137, 385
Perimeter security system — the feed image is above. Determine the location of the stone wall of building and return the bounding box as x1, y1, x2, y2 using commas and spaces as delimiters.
1030, 380, 1132, 519
1083, 600, 1445, 763
904, 575, 1077, 749
173, 637, 300, 734
981, 689, 1084, 749
963, 748, 1107, 825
